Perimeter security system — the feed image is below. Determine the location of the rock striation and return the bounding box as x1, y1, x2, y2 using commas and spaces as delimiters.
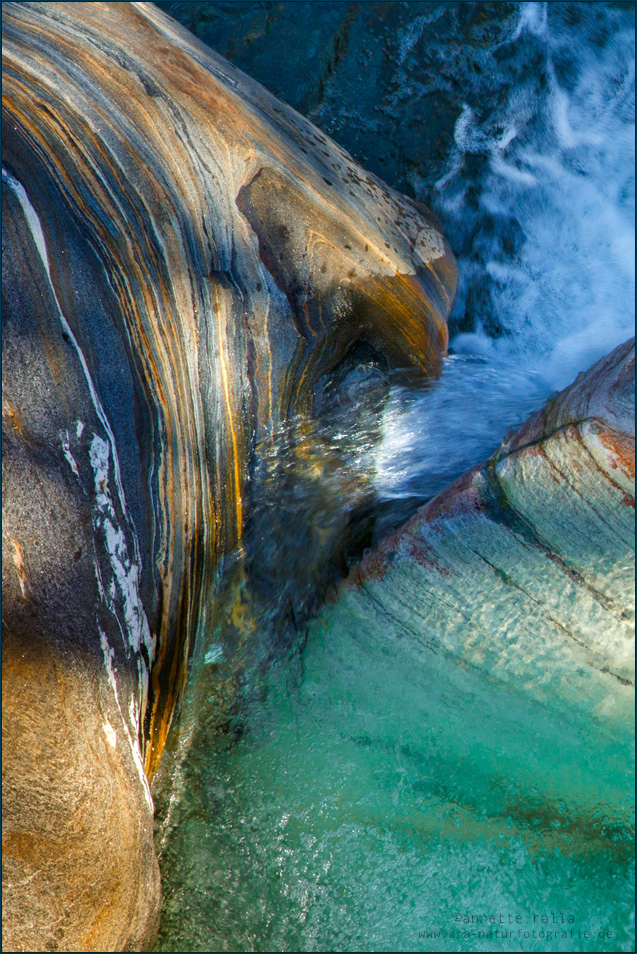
325, 338, 635, 730
2, 1, 456, 949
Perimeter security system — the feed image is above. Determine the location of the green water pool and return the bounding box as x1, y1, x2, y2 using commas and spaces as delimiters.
154, 604, 634, 953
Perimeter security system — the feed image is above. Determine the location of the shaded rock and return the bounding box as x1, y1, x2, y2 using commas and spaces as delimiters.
153, 1, 521, 198
325, 338, 635, 729
2, 1, 456, 949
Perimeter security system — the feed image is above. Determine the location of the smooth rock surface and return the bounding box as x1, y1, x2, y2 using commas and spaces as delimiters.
153, 1, 520, 199
2, 0, 456, 771
2, 1, 456, 949
2, 168, 161, 954
329, 338, 635, 728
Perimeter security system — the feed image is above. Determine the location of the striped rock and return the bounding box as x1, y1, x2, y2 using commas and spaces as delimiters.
1, 1, 456, 949
324, 338, 635, 734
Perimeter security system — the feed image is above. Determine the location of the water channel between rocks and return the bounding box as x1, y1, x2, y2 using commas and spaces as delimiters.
152, 3, 635, 951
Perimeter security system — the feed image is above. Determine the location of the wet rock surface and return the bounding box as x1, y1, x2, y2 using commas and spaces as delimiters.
336, 338, 635, 724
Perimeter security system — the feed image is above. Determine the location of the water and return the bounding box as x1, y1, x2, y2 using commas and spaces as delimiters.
157, 619, 634, 952
375, 0, 635, 506
154, 4, 635, 951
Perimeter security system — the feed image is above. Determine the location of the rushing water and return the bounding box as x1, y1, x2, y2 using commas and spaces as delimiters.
154, 4, 635, 951
375, 0, 635, 508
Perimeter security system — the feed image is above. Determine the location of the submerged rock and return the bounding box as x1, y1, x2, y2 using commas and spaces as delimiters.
330, 338, 635, 729
2, 1, 455, 949
152, 340, 635, 953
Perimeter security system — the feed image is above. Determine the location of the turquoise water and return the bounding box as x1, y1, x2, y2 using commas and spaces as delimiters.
153, 3, 635, 950
155, 604, 634, 952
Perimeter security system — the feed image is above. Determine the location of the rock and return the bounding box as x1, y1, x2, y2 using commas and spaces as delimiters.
153, 1, 521, 199
153, 2, 637, 355
2, 145, 161, 954
2, 1, 456, 949
321, 338, 635, 732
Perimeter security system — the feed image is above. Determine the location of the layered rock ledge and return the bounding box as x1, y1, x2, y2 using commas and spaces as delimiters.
325, 339, 635, 729
2, 2, 456, 949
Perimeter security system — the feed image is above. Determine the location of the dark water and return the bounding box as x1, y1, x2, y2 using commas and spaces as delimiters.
374, 0, 635, 510
152, 4, 635, 951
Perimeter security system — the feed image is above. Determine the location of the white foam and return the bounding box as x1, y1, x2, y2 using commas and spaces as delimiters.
512, 1, 549, 41
204, 645, 224, 665
376, 3, 634, 503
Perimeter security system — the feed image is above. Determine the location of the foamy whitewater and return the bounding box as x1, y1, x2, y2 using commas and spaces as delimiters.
375, 0, 635, 502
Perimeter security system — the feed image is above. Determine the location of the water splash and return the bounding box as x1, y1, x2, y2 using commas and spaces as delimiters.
375, 1, 635, 504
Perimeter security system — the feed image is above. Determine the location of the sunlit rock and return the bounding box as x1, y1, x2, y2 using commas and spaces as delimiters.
1, 1, 456, 949
336, 338, 635, 729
